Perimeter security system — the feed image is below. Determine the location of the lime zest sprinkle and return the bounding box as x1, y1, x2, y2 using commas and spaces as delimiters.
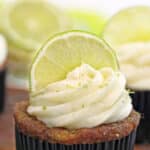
82, 104, 85, 108
67, 84, 74, 88
99, 81, 108, 88
127, 89, 135, 94
42, 106, 47, 110
82, 84, 88, 88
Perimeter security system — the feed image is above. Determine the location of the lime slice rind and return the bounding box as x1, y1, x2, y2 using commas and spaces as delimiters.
30, 31, 119, 92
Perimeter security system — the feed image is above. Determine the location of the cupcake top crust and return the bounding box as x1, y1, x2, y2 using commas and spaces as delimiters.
103, 6, 150, 90
14, 101, 140, 144
27, 31, 133, 130
0, 34, 7, 67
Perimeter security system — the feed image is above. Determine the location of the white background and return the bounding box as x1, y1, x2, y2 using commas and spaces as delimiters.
49, 0, 150, 16
5, 0, 150, 16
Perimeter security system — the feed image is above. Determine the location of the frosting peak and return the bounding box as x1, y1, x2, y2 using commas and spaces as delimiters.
28, 64, 132, 129
118, 42, 150, 90
64, 64, 104, 88
0, 35, 7, 65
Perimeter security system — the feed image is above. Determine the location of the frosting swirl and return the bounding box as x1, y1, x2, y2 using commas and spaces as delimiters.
0, 35, 7, 66
118, 42, 150, 90
28, 64, 132, 129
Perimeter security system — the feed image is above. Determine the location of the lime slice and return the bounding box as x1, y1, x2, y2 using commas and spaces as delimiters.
30, 31, 119, 92
1, 1, 71, 51
103, 6, 150, 49
69, 10, 106, 35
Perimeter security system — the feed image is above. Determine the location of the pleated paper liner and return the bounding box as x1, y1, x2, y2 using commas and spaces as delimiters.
130, 91, 150, 143
15, 126, 137, 150
0, 69, 6, 112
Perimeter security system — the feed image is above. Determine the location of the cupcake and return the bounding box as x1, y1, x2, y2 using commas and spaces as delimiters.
103, 6, 150, 143
0, 1, 72, 91
14, 31, 140, 150
0, 35, 7, 112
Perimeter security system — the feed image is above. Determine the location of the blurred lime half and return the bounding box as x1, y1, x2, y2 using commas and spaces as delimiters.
69, 10, 106, 36
103, 6, 150, 49
1, 1, 72, 51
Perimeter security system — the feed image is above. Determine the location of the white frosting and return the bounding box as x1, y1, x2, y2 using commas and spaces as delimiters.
28, 64, 132, 129
0, 35, 7, 65
118, 42, 150, 90
6, 73, 28, 90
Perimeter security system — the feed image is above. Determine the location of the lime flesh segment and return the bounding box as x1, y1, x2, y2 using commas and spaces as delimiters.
30, 31, 119, 92
1, 1, 71, 51
103, 6, 150, 49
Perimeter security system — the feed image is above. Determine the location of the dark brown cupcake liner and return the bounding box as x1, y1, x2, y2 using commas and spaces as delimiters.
130, 91, 150, 143
0, 69, 6, 112
15, 126, 137, 150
